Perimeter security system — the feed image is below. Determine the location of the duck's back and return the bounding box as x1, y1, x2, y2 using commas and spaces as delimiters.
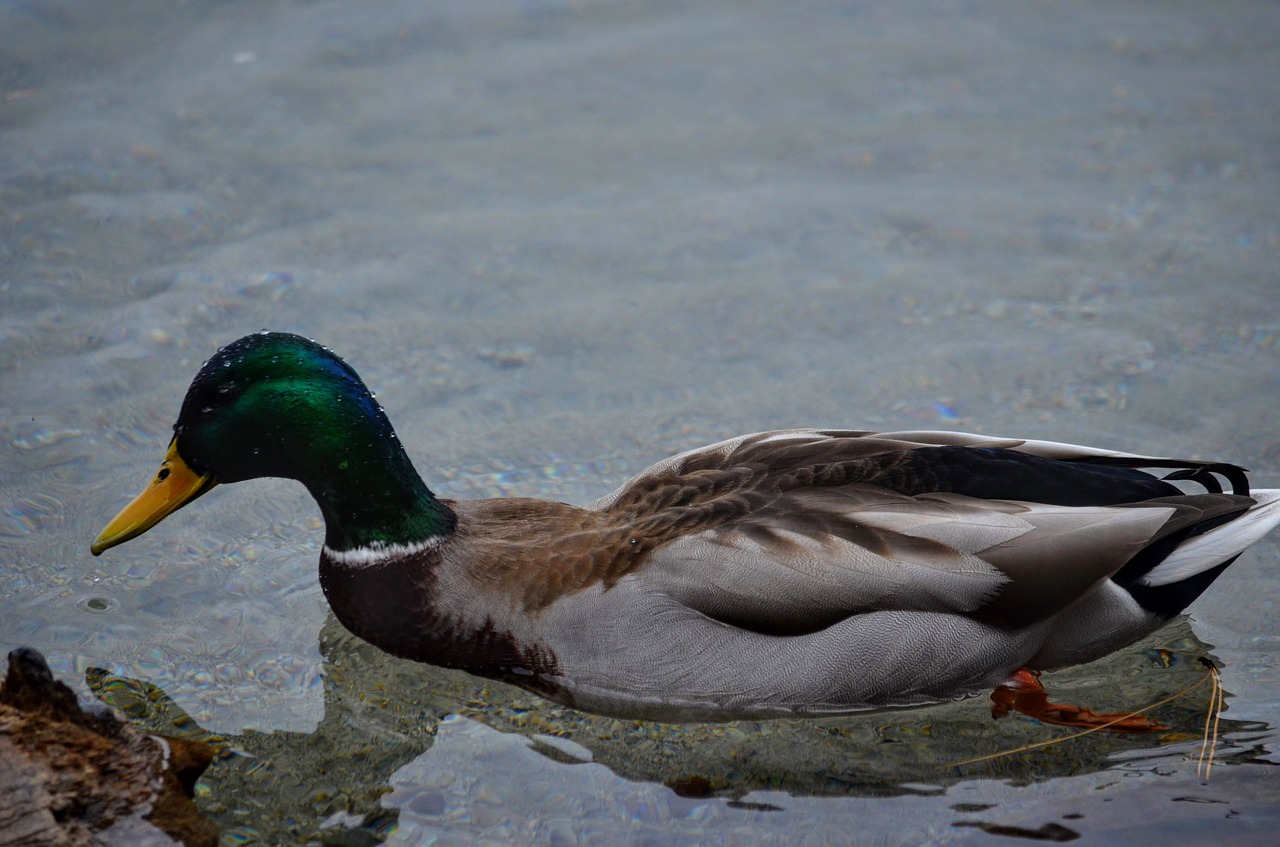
349, 430, 1280, 720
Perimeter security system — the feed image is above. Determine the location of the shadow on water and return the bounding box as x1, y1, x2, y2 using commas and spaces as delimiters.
86, 615, 1271, 845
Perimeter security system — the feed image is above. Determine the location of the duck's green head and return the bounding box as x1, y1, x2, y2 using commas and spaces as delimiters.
92, 331, 453, 556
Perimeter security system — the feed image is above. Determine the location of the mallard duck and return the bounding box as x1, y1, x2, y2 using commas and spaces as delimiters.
91, 332, 1280, 722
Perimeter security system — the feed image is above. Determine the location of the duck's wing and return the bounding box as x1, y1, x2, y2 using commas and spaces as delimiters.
592, 430, 1256, 635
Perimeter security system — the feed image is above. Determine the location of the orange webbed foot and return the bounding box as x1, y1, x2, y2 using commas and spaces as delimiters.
990, 669, 1168, 733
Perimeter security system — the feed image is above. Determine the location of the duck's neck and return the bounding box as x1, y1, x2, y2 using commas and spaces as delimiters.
304, 436, 456, 554
312, 471, 455, 555
268, 392, 456, 554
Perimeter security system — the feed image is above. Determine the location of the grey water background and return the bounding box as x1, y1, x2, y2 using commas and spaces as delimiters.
2, 0, 1279, 843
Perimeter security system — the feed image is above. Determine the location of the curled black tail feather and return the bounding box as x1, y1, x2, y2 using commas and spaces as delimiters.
1074, 456, 1251, 496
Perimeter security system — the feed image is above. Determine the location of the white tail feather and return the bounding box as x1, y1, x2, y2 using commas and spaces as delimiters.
1140, 490, 1280, 586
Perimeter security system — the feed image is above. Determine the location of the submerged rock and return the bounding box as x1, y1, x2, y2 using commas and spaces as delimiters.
0, 647, 217, 847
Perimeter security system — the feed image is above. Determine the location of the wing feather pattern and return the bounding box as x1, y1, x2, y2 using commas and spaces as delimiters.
603, 430, 1255, 634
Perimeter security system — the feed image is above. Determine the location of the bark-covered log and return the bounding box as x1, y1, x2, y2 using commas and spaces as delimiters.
0, 648, 217, 847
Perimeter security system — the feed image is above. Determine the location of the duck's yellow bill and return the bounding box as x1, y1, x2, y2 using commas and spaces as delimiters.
91, 439, 217, 556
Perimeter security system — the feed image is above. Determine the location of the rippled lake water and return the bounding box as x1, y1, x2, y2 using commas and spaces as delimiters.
3, 1, 1279, 844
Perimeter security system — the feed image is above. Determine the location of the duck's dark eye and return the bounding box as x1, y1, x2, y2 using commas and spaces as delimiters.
157, 466, 171, 481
